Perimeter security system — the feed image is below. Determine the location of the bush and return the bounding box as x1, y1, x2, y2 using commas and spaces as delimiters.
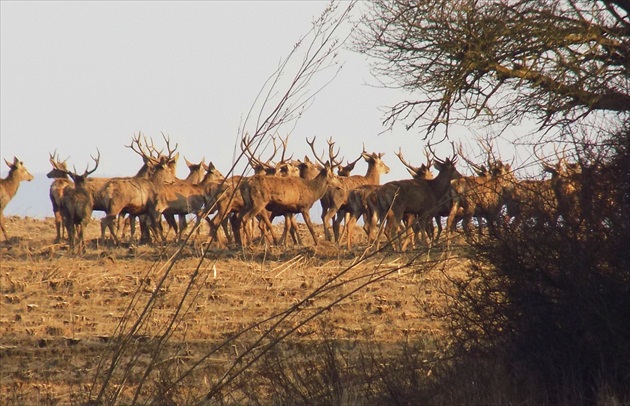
439, 130, 630, 404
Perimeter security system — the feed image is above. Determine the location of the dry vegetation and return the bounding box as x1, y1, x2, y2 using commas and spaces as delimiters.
0, 215, 468, 404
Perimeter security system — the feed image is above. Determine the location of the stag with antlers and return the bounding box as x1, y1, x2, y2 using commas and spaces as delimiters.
47, 151, 74, 243
320, 142, 391, 243
372, 145, 461, 252
99, 133, 178, 245
234, 137, 341, 247
0, 157, 34, 241
59, 151, 100, 253
539, 148, 582, 225
446, 142, 516, 243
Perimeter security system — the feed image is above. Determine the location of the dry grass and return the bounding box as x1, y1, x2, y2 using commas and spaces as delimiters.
0, 216, 468, 404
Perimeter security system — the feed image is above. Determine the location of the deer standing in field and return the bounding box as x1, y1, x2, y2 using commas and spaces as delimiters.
446, 154, 516, 245
99, 134, 178, 246
504, 172, 558, 229
372, 147, 461, 252
538, 149, 582, 226
155, 158, 223, 242
341, 149, 435, 250
158, 157, 211, 241
59, 151, 100, 253
47, 152, 74, 243
0, 157, 34, 241
206, 135, 303, 247
235, 137, 342, 247
320, 144, 391, 243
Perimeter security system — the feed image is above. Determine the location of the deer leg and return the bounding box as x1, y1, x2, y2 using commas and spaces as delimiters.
0, 210, 8, 241
321, 207, 337, 242
53, 209, 64, 243
289, 215, 302, 246
101, 215, 120, 246
77, 222, 85, 254
301, 211, 319, 246
163, 213, 178, 241
346, 212, 359, 250
445, 202, 460, 252
332, 210, 344, 243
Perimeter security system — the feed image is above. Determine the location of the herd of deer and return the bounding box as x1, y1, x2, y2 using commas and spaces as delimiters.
0, 133, 585, 254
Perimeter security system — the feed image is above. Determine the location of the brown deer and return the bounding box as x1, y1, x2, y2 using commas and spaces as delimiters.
446, 155, 516, 244
0, 157, 34, 241
59, 151, 100, 253
504, 177, 558, 228
372, 147, 461, 252
155, 159, 223, 242
159, 157, 211, 240
47, 152, 73, 242
341, 149, 436, 250
235, 137, 341, 247
99, 134, 178, 245
320, 143, 391, 242
47, 151, 118, 241
539, 151, 582, 225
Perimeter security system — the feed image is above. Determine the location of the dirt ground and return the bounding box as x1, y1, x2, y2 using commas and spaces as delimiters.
0, 216, 466, 404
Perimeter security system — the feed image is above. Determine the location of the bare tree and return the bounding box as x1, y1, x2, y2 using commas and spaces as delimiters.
355, 0, 629, 135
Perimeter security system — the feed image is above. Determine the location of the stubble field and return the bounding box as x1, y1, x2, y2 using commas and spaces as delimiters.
0, 216, 467, 404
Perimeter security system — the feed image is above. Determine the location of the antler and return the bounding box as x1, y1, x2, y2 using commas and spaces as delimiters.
395, 147, 422, 175
127, 132, 157, 164
276, 134, 293, 165
306, 136, 340, 168
160, 132, 178, 161
241, 133, 274, 172
68, 149, 100, 179
456, 142, 486, 174
83, 149, 101, 177
49, 149, 70, 171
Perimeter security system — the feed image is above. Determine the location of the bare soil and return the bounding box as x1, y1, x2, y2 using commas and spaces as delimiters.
0, 216, 466, 404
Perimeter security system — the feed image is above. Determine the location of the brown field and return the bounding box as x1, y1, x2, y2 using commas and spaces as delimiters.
0, 216, 467, 404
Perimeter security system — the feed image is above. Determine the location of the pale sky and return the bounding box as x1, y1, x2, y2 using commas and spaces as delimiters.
1, 1, 533, 217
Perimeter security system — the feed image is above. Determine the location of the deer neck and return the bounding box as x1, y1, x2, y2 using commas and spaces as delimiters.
2, 170, 22, 199
431, 169, 456, 197
135, 164, 152, 178
308, 171, 335, 200
363, 164, 382, 184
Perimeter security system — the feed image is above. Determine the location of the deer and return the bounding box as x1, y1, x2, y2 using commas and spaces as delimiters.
234, 136, 342, 247
341, 149, 436, 250
225, 134, 304, 247
99, 134, 179, 246
59, 151, 100, 253
320, 143, 391, 243
158, 157, 212, 241
154, 159, 225, 242
446, 146, 516, 245
371, 146, 461, 252
0, 157, 34, 241
504, 176, 558, 228
538, 149, 582, 226
46, 152, 74, 243
47, 151, 117, 243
